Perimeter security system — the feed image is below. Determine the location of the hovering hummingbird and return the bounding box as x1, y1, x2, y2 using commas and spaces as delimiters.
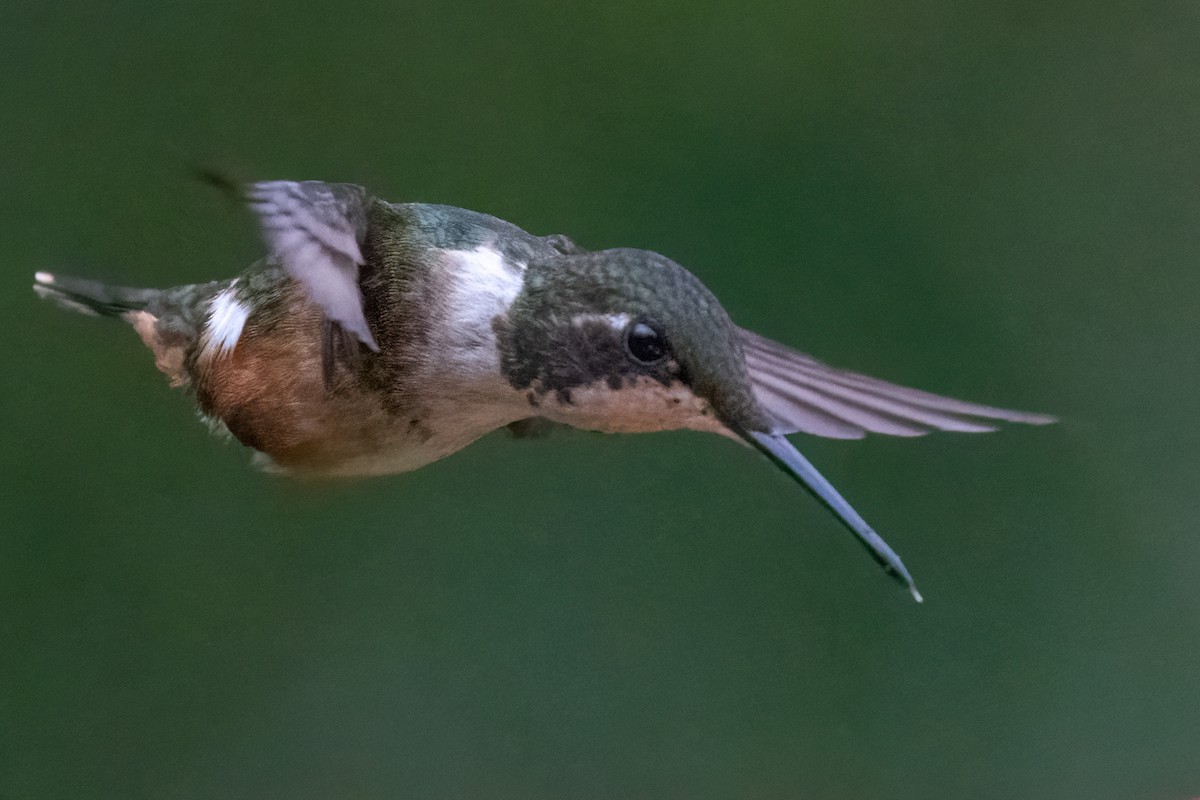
33, 179, 1054, 600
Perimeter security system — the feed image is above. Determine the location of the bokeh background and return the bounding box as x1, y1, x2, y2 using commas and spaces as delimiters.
3, 1, 1198, 798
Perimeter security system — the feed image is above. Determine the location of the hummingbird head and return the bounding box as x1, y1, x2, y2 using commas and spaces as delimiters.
494, 248, 771, 438
494, 247, 923, 601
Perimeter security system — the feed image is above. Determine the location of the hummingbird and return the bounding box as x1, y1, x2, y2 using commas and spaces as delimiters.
33, 179, 1054, 601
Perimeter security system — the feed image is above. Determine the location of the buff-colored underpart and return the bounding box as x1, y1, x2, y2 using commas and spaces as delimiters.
123, 310, 189, 388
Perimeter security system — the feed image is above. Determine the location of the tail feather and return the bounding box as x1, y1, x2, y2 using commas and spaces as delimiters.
33, 271, 159, 318
34, 270, 209, 387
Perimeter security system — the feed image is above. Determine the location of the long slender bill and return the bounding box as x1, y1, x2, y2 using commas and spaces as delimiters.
741, 430, 923, 603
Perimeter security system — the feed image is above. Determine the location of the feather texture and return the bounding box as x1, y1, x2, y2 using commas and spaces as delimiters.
246, 180, 379, 351
739, 328, 1056, 438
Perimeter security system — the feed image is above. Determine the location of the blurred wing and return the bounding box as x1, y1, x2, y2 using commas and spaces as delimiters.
739, 328, 1056, 439
246, 180, 379, 351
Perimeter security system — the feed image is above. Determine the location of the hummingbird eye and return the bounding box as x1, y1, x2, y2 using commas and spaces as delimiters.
625, 320, 669, 364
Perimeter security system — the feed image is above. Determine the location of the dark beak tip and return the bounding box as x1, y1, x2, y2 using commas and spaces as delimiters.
738, 428, 925, 603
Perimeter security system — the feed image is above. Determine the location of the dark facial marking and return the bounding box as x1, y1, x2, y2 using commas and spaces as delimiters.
495, 315, 679, 398
492, 248, 770, 430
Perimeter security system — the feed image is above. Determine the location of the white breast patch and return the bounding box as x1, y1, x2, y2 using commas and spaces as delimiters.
435, 246, 525, 379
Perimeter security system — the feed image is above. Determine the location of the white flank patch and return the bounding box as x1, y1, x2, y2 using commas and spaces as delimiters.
199, 285, 249, 359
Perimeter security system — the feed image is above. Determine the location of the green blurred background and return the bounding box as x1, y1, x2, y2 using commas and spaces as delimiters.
2, 1, 1198, 797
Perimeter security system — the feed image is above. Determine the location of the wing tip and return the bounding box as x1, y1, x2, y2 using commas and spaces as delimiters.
1011, 411, 1058, 426
964, 407, 1057, 428
742, 327, 1058, 436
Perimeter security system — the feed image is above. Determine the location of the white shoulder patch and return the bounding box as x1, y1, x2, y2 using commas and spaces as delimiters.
199, 286, 249, 359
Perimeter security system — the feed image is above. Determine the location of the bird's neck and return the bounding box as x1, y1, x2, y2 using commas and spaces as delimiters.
359, 220, 532, 422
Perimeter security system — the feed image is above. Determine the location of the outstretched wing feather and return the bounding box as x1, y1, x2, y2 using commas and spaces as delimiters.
739, 328, 1055, 438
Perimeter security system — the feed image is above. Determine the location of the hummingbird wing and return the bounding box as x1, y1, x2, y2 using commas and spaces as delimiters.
246, 181, 379, 352
739, 328, 1055, 439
